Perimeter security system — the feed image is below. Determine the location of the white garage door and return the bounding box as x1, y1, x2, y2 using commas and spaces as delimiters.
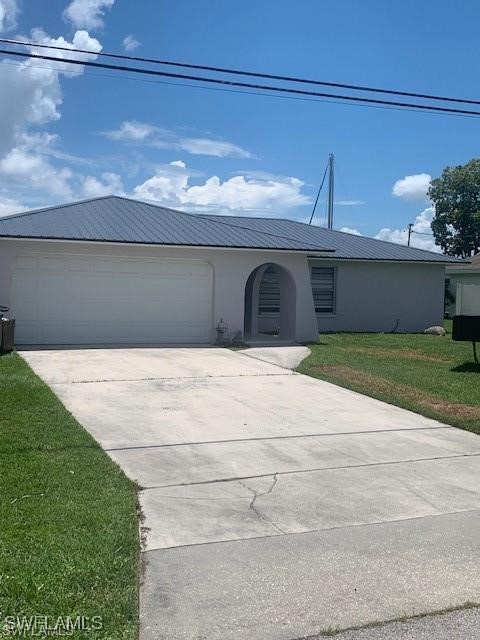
11, 253, 212, 345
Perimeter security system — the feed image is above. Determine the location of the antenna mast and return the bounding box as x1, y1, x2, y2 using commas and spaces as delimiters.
327, 153, 334, 229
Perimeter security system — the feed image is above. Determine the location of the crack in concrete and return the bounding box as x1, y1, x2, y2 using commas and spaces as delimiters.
239, 474, 287, 535
141, 451, 480, 491
53, 372, 293, 385
293, 601, 480, 639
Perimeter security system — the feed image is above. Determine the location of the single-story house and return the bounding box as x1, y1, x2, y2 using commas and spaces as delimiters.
0, 195, 461, 346
446, 254, 480, 317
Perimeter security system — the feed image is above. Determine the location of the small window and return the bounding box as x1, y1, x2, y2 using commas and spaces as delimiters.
311, 266, 335, 313
258, 266, 280, 315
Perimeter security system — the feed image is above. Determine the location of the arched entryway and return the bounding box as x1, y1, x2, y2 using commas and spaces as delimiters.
244, 263, 296, 342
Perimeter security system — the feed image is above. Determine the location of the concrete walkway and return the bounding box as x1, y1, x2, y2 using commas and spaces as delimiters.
241, 345, 311, 369
21, 347, 480, 640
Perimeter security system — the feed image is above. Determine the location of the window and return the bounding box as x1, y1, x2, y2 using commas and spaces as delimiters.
311, 266, 335, 313
258, 266, 280, 315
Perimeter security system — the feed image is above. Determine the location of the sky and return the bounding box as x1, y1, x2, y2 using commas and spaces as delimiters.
0, 1, 480, 251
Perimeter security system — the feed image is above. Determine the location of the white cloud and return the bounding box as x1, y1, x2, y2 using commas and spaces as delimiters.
339, 226, 362, 235
0, 21, 106, 206
335, 200, 365, 206
0, 194, 26, 216
0, 28, 102, 155
375, 207, 440, 252
133, 161, 310, 213
0, 147, 73, 197
105, 120, 155, 141
392, 173, 431, 201
123, 35, 140, 52
0, 60, 61, 152
103, 120, 253, 158
179, 137, 252, 158
28, 28, 102, 76
0, 0, 18, 32
63, 0, 114, 30
82, 172, 124, 197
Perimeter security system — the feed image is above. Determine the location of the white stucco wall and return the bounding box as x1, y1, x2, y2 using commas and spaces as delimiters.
0, 239, 319, 343
0, 239, 447, 342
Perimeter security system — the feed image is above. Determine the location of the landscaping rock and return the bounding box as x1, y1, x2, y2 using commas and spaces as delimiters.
424, 325, 446, 336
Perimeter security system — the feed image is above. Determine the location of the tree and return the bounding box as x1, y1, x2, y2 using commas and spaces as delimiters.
429, 159, 480, 257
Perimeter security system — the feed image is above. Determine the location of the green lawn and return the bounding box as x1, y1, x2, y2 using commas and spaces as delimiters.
298, 321, 480, 435
0, 353, 139, 639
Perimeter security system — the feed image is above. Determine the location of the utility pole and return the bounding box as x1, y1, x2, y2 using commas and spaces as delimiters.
407, 223, 414, 246
327, 153, 334, 229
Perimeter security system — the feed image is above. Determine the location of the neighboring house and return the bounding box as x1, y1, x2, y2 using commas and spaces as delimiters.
446, 254, 480, 317
0, 196, 461, 345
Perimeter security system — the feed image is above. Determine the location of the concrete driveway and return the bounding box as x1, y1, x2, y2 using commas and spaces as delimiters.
21, 347, 480, 640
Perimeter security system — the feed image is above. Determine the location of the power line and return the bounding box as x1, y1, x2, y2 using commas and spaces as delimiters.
2, 48, 480, 117
2, 37, 480, 108
4, 56, 479, 122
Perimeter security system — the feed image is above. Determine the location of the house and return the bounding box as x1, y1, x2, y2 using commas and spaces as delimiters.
446, 254, 480, 317
0, 195, 461, 346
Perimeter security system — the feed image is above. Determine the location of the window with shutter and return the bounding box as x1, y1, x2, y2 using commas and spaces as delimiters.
258, 266, 280, 315
311, 266, 335, 313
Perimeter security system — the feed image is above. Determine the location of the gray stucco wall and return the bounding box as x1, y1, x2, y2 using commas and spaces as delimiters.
0, 239, 318, 343
311, 259, 446, 333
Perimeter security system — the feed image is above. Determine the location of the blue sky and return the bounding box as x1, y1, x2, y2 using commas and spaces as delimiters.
1, 0, 479, 250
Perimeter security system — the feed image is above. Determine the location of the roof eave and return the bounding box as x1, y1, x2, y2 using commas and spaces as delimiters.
0, 234, 335, 254
307, 255, 461, 265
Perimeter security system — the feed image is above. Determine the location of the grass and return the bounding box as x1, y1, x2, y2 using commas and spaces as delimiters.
298, 320, 480, 435
0, 353, 139, 639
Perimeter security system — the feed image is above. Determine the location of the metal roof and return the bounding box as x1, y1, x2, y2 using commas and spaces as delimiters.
0, 196, 332, 253
446, 254, 479, 270
202, 215, 462, 263
0, 195, 461, 262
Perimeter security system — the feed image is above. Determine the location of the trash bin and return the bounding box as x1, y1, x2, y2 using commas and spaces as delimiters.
0, 306, 15, 355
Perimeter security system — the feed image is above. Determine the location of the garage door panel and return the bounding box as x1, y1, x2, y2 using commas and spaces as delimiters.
15, 255, 40, 271
30, 320, 211, 344
12, 253, 212, 344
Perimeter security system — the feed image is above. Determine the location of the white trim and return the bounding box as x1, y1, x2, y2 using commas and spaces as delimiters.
0, 236, 334, 257
307, 256, 454, 266
0, 236, 457, 263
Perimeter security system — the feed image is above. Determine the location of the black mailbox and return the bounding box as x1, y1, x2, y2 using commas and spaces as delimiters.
452, 315, 480, 363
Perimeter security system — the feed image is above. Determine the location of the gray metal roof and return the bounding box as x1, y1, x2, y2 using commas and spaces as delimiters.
202, 214, 462, 263
0, 195, 461, 262
0, 196, 332, 253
